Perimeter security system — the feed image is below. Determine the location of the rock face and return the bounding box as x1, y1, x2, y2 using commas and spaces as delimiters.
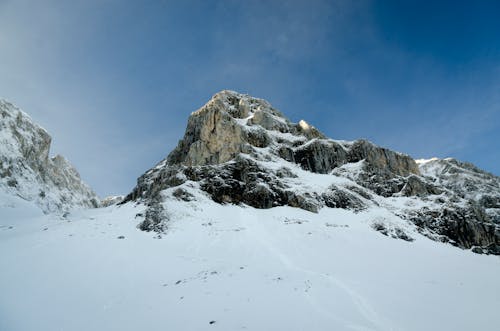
126, 91, 419, 204
125, 90, 500, 255
407, 158, 500, 254
417, 158, 500, 223
0, 99, 100, 213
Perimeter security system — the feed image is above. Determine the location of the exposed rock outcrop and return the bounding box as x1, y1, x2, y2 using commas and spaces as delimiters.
409, 158, 500, 254
407, 202, 500, 255
417, 158, 500, 224
0, 99, 100, 213
125, 90, 500, 254
125, 90, 419, 203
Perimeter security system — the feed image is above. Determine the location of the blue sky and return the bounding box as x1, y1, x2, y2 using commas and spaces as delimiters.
0, 0, 499, 197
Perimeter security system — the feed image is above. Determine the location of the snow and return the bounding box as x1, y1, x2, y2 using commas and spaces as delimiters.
0, 191, 45, 220
332, 160, 365, 179
415, 157, 439, 165
1, 192, 499, 331
254, 155, 354, 195
267, 130, 308, 143
298, 119, 310, 130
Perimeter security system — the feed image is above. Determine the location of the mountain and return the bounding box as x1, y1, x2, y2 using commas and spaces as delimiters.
1, 91, 500, 331
0, 99, 99, 213
124, 90, 500, 254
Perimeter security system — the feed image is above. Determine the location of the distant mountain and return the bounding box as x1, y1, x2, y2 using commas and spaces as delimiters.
125, 90, 500, 254
0, 99, 99, 213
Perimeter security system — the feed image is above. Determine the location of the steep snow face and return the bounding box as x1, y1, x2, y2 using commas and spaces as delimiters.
0, 99, 99, 213
126, 90, 500, 254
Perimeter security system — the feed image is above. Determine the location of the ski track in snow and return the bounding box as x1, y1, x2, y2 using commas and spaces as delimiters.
247, 216, 393, 331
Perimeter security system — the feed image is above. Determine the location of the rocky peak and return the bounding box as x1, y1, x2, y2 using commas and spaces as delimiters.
165, 90, 415, 175
0, 99, 100, 213
126, 90, 421, 211
166, 90, 323, 167
125, 91, 499, 255
129, 91, 421, 201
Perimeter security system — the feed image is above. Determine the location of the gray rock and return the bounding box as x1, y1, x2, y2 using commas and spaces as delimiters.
293, 140, 348, 174
167, 103, 245, 166
407, 201, 499, 253
471, 246, 483, 254
0, 99, 100, 213
418, 158, 500, 224
249, 109, 290, 133
348, 139, 420, 177
321, 187, 365, 211
124, 90, 500, 255
400, 175, 442, 197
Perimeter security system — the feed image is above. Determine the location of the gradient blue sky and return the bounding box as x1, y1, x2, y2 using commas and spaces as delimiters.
1, 0, 499, 197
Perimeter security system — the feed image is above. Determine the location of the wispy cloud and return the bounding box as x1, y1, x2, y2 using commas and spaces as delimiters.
0, 0, 498, 197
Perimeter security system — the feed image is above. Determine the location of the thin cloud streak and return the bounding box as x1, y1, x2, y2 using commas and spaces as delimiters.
0, 0, 498, 197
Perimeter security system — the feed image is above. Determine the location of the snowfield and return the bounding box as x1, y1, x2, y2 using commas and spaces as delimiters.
1, 189, 499, 331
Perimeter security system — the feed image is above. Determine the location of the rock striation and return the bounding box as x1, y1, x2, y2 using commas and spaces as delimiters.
125, 90, 500, 254
0, 99, 100, 213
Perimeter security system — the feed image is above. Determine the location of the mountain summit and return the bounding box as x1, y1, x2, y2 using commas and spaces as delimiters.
125, 90, 500, 254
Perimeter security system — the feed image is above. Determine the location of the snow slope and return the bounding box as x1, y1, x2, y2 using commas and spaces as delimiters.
1, 187, 499, 331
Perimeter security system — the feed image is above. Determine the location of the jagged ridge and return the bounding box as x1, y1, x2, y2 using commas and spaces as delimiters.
0, 99, 100, 213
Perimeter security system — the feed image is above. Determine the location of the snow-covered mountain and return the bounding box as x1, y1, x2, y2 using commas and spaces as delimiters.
125, 90, 500, 255
0, 99, 99, 213
1, 91, 499, 331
